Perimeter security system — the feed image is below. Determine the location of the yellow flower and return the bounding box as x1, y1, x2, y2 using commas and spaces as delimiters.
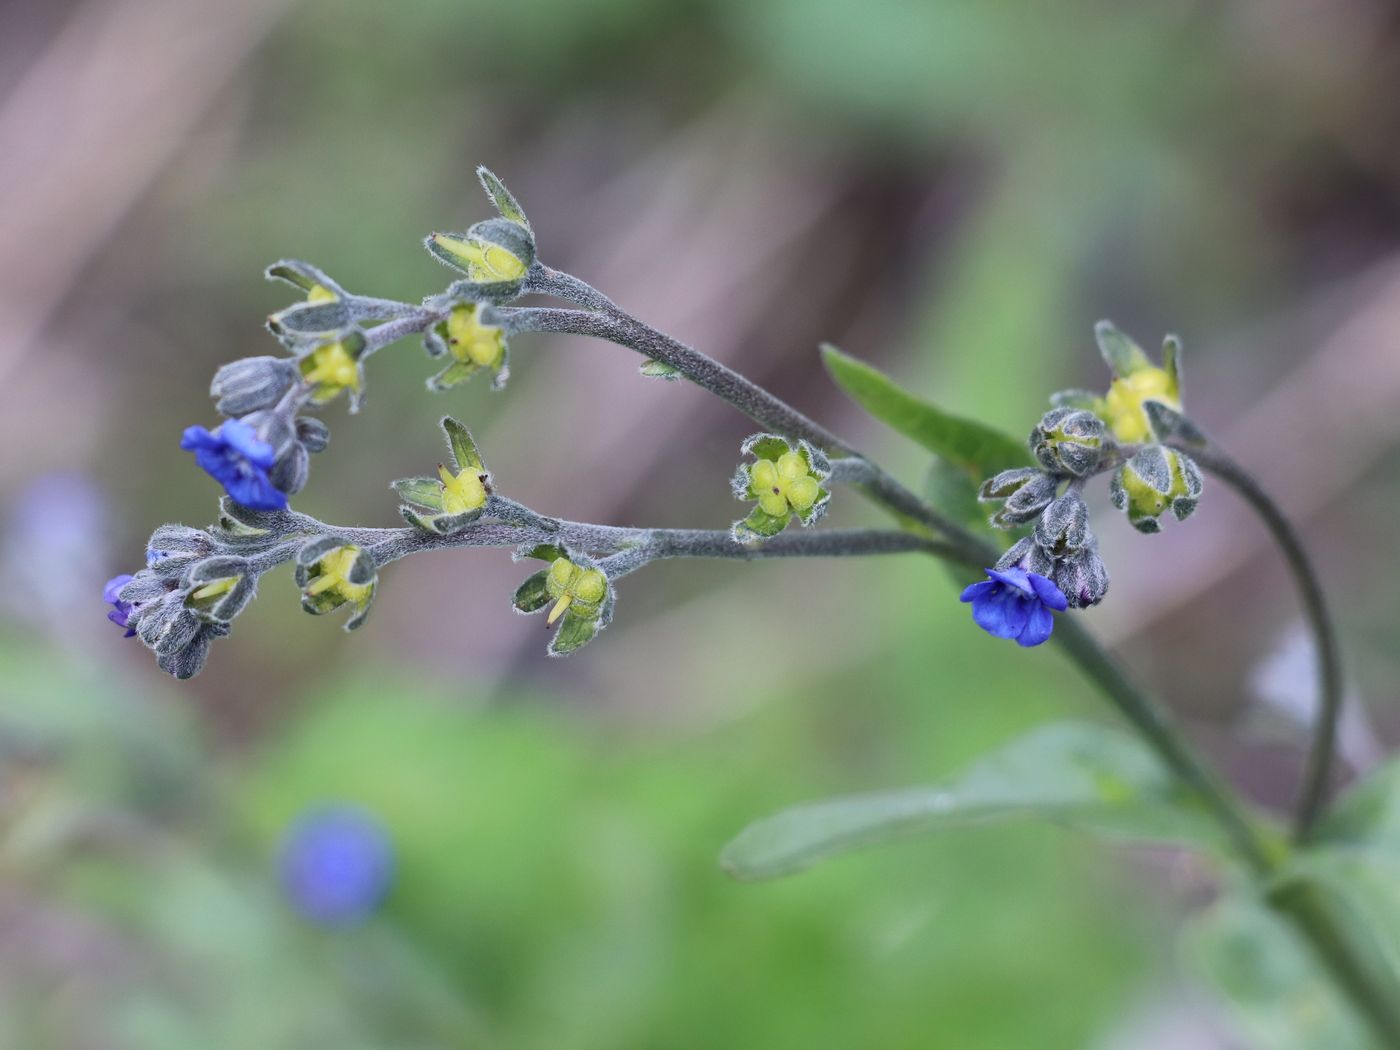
429, 233, 528, 282
544, 557, 608, 626
1103, 367, 1179, 443
751, 451, 821, 517
446, 304, 506, 370
437, 462, 487, 515
299, 340, 362, 403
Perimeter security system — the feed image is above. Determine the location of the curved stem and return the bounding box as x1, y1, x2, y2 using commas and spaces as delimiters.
1176, 441, 1345, 842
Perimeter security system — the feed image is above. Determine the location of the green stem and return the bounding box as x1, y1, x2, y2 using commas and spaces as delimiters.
1173, 441, 1345, 842
1268, 880, 1400, 1045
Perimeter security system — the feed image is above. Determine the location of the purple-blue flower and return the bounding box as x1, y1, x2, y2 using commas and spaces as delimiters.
960, 567, 1068, 647
103, 573, 136, 636
278, 806, 394, 927
180, 419, 287, 511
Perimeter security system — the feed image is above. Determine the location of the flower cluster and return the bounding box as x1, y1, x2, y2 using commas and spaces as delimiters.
966, 322, 1205, 646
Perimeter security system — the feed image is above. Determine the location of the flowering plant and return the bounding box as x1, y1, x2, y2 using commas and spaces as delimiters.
108, 168, 1400, 1043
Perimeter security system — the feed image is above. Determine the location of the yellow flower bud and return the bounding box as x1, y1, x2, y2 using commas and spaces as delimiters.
436, 463, 487, 516
446, 304, 506, 369
299, 341, 361, 403
1103, 367, 1179, 443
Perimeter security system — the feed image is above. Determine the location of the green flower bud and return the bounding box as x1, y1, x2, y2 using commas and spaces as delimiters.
1110, 446, 1204, 533
295, 538, 377, 630
1031, 408, 1107, 477
980, 468, 1059, 528
425, 302, 510, 391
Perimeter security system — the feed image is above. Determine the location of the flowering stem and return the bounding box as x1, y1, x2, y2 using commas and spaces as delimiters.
1171, 440, 1345, 843
509, 266, 1400, 1039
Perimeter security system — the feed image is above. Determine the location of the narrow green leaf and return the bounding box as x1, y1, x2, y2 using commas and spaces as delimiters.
1186, 896, 1373, 1050
924, 457, 990, 531
819, 344, 1030, 477
720, 721, 1214, 881
440, 416, 485, 472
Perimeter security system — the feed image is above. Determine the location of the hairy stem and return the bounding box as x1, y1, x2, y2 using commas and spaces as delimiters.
1174, 441, 1346, 842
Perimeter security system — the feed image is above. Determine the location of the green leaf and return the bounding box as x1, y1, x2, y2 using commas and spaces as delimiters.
720, 721, 1214, 881
440, 416, 485, 472
924, 456, 990, 531
819, 344, 1030, 478
1186, 895, 1373, 1050
1313, 757, 1400, 858
391, 477, 445, 511
1093, 320, 1153, 378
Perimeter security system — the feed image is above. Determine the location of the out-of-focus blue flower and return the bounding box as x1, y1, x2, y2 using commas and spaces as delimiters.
180, 419, 287, 511
278, 806, 394, 927
960, 567, 1067, 647
103, 573, 136, 636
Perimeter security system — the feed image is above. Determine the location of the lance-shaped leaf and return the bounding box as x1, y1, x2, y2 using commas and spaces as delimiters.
720, 721, 1216, 880
1186, 896, 1375, 1050
820, 344, 1030, 479
392, 477, 446, 512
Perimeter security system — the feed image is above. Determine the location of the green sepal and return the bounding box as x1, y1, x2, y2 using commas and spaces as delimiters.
344, 601, 372, 632
1162, 334, 1182, 395
1049, 388, 1104, 412
516, 544, 567, 564
640, 359, 683, 381
398, 505, 482, 535
741, 434, 792, 463
264, 259, 341, 296
426, 360, 480, 391
267, 299, 352, 337
820, 343, 1029, 475
513, 569, 552, 613
1142, 399, 1207, 448
441, 416, 486, 473
797, 488, 831, 528
423, 325, 449, 358
731, 506, 790, 544
1094, 320, 1154, 379
391, 477, 446, 512
477, 166, 532, 234
548, 612, 599, 657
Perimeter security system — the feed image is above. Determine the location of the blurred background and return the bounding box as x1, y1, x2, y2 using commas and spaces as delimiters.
2, 0, 1399, 1046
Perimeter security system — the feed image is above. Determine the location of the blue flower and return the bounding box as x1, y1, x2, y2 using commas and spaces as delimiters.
960, 567, 1068, 647
103, 573, 136, 636
278, 806, 394, 927
180, 419, 287, 510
